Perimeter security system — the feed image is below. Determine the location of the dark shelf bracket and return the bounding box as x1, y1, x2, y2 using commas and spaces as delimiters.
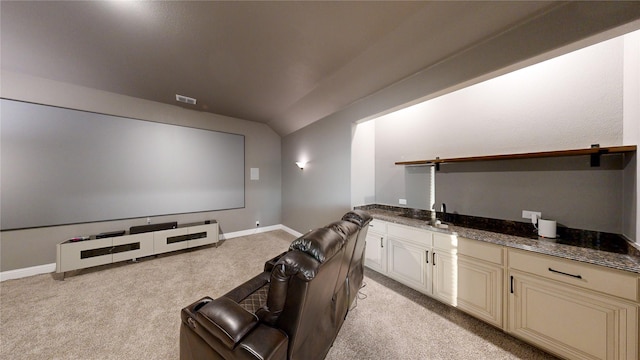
590, 144, 603, 167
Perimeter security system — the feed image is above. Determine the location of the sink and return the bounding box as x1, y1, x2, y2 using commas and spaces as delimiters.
398, 213, 451, 229
398, 213, 428, 221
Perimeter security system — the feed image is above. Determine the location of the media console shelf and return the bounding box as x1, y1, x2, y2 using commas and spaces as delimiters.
56, 220, 218, 279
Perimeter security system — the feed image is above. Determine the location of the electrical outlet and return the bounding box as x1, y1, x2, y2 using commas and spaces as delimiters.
256, 220, 260, 227
399, 199, 407, 205
146, 217, 151, 224
522, 210, 541, 223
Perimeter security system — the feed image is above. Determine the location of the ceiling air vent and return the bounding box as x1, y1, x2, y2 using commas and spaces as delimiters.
175, 94, 197, 105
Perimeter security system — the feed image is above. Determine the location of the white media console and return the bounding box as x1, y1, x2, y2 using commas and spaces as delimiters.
56, 221, 218, 279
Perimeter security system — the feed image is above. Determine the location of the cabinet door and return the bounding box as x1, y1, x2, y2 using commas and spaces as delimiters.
431, 251, 456, 305
387, 237, 430, 293
456, 255, 503, 328
509, 270, 638, 360
364, 232, 387, 274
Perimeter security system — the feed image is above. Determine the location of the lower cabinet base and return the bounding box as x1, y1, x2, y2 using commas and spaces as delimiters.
363, 219, 639, 360
509, 270, 638, 360
455, 255, 503, 328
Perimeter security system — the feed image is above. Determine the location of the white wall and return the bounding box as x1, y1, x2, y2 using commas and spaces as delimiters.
370, 33, 638, 235
0, 71, 282, 271
623, 30, 640, 241
375, 36, 624, 161
351, 120, 375, 208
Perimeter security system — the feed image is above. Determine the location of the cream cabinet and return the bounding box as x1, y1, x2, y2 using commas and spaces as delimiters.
386, 223, 432, 293
507, 249, 638, 360
455, 237, 504, 328
364, 220, 387, 274
431, 232, 458, 306
363, 218, 639, 359
370, 221, 458, 306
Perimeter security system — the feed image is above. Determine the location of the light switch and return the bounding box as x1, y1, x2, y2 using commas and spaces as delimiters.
250, 168, 259, 180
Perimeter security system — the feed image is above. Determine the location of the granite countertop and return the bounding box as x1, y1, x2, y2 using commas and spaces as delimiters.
365, 208, 640, 275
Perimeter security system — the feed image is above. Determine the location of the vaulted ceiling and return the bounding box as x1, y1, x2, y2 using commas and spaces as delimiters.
2, 1, 640, 136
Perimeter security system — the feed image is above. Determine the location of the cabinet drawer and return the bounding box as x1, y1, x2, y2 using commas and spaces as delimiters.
458, 237, 504, 265
388, 223, 432, 246
508, 249, 638, 302
368, 219, 387, 234
432, 232, 457, 253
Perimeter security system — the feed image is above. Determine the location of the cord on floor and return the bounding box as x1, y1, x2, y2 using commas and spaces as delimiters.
349, 281, 368, 311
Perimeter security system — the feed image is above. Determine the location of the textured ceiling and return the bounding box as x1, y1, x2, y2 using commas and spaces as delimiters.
2, 1, 640, 136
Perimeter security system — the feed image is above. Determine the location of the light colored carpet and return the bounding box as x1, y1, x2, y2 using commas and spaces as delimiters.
0, 230, 557, 359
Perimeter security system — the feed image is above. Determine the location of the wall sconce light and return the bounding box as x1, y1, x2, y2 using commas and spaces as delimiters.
295, 161, 306, 170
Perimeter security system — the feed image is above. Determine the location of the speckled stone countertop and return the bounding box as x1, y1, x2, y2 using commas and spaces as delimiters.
363, 208, 640, 275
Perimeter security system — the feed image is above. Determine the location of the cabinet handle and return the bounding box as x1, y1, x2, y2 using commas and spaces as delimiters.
510, 276, 514, 294
548, 267, 582, 279
432, 252, 436, 266
426, 250, 429, 264
380, 237, 384, 248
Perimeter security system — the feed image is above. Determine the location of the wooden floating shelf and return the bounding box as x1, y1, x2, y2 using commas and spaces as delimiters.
395, 145, 637, 166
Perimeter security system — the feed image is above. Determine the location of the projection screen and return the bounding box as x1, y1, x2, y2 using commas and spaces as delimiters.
1, 99, 245, 230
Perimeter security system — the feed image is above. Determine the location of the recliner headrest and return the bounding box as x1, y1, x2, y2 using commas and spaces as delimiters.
342, 210, 372, 228
289, 228, 344, 263
324, 220, 359, 242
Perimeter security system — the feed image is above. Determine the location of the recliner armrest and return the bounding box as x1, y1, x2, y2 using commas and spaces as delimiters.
263, 251, 287, 272
223, 272, 270, 303
181, 296, 214, 325
181, 297, 289, 360
195, 297, 260, 350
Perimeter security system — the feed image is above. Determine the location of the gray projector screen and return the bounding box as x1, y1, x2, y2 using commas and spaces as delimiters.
1, 99, 245, 230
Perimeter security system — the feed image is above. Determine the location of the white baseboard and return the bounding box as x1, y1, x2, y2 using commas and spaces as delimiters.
1, 224, 303, 282
219, 224, 302, 240
279, 225, 303, 238
0, 263, 56, 282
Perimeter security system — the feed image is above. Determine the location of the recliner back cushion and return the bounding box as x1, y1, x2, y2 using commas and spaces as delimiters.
343, 210, 372, 305
342, 210, 372, 228
259, 228, 346, 325
324, 220, 359, 242
257, 250, 320, 325
289, 227, 344, 263
277, 247, 347, 360
325, 220, 359, 304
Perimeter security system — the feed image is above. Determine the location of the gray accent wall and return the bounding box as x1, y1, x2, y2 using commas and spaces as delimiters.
281, 115, 352, 234
434, 156, 625, 233
0, 71, 282, 272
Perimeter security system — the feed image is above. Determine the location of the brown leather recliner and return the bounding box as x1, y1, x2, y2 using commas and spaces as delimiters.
180, 210, 372, 360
